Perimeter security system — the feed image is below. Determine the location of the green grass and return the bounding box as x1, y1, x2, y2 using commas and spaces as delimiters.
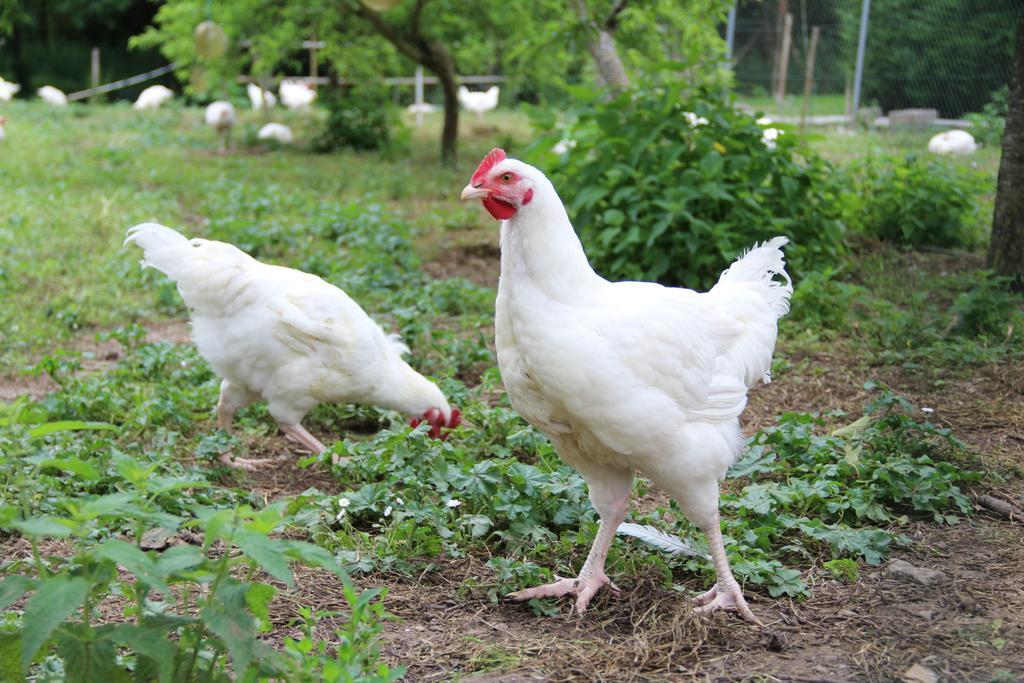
738, 93, 848, 118
0, 98, 1017, 679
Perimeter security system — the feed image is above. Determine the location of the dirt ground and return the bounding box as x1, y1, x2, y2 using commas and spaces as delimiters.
4, 257, 1023, 682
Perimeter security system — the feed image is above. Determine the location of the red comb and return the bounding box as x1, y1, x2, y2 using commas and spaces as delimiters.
472, 148, 506, 184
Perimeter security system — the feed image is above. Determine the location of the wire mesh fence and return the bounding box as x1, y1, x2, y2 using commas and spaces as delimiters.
728, 0, 1023, 121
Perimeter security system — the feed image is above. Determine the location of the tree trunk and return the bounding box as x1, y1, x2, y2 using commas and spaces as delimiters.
569, 0, 629, 91
422, 41, 459, 164
988, 18, 1024, 292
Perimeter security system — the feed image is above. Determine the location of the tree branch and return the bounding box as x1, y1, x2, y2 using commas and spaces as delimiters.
604, 0, 628, 30
353, 2, 425, 63
410, 0, 428, 42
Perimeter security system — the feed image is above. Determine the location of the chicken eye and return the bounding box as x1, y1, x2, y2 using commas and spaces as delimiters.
501, 173, 513, 183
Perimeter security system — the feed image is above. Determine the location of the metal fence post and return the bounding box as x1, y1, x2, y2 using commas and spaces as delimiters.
726, 2, 737, 62
852, 0, 871, 116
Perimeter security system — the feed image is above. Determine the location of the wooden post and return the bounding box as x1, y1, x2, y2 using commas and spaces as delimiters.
309, 36, 318, 90
800, 26, 821, 129
90, 47, 100, 103
775, 13, 793, 108
414, 65, 425, 127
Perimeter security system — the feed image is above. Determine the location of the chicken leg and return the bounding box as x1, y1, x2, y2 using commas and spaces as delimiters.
507, 463, 632, 613
693, 512, 762, 625
215, 381, 281, 470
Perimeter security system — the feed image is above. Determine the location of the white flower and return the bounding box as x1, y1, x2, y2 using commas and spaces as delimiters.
335, 509, 346, 522
338, 497, 350, 508
761, 127, 782, 150
395, 497, 404, 506
446, 499, 461, 509
683, 111, 709, 128
756, 116, 773, 125
383, 505, 393, 517
552, 138, 577, 155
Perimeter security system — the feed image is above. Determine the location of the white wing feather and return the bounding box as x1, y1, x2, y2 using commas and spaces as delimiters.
616, 522, 710, 559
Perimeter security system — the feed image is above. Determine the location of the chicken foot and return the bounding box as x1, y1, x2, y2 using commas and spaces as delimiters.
507, 488, 629, 613
693, 512, 763, 625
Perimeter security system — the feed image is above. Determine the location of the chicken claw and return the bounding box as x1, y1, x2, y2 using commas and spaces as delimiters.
507, 573, 620, 613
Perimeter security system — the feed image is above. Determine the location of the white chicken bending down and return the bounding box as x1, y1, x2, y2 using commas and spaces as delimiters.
0, 77, 20, 102
204, 101, 235, 153
461, 149, 792, 624
37, 85, 68, 106
457, 85, 499, 121
134, 85, 174, 110
125, 223, 460, 469
279, 79, 316, 109
928, 129, 978, 155
257, 123, 293, 144
247, 83, 277, 110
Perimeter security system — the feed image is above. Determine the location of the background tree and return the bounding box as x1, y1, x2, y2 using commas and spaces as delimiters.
988, 17, 1024, 291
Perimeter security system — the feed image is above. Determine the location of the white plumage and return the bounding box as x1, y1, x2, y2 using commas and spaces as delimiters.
204, 101, 235, 153
462, 149, 791, 624
928, 129, 978, 155
37, 85, 68, 106
257, 122, 293, 144
279, 79, 316, 109
0, 77, 20, 102
247, 83, 277, 110
133, 85, 174, 110
458, 85, 499, 121
124, 223, 459, 467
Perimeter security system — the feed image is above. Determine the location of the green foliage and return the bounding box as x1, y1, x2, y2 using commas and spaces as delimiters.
840, 153, 988, 248
314, 85, 406, 154
965, 86, 1009, 148
0, 404, 399, 681
822, 558, 859, 583
951, 274, 1023, 340
839, 0, 1022, 118
788, 268, 868, 331
526, 83, 845, 289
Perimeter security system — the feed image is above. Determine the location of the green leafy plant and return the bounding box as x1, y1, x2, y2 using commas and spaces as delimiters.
950, 273, 1022, 340
965, 86, 1009, 147
314, 85, 406, 154
525, 82, 845, 289
840, 153, 987, 248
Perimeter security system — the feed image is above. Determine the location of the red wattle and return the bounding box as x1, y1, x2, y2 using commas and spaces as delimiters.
483, 197, 516, 221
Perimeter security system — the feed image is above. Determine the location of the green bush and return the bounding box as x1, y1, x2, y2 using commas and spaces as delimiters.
315, 85, 405, 153
951, 274, 1023, 339
965, 86, 1008, 148
840, 154, 987, 248
526, 83, 845, 290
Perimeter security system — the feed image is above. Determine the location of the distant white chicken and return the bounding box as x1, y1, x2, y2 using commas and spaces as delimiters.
125, 223, 461, 469
247, 83, 277, 110
38, 85, 68, 106
406, 102, 436, 115
204, 101, 235, 153
462, 148, 792, 624
458, 85, 499, 121
0, 77, 20, 102
257, 122, 293, 144
928, 129, 978, 155
0, 116, 6, 142
279, 79, 316, 109
133, 85, 174, 110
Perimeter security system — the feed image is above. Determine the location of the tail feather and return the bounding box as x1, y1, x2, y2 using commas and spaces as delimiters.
714, 236, 793, 318
124, 222, 196, 283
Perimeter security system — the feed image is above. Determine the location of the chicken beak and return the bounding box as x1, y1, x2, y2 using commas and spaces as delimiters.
460, 183, 489, 201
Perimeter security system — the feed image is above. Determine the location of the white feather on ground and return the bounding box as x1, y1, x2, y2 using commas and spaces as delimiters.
616, 523, 710, 559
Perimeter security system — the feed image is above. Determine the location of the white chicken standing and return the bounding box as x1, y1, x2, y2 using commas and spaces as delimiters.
458, 85, 499, 121
134, 85, 174, 110
461, 148, 792, 624
928, 129, 978, 155
0, 77, 20, 102
257, 122, 293, 144
279, 79, 316, 109
247, 83, 277, 110
37, 85, 68, 106
125, 223, 460, 469
204, 101, 235, 153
